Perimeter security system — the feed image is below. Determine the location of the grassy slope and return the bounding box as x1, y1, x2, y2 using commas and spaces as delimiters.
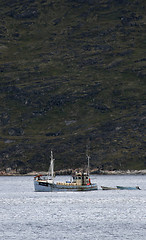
0, 0, 145, 172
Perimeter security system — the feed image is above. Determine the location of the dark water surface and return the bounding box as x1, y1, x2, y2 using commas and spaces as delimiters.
0, 175, 146, 240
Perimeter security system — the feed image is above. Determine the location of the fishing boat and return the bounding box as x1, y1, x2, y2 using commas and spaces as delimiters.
116, 186, 141, 190
101, 186, 117, 190
34, 151, 98, 192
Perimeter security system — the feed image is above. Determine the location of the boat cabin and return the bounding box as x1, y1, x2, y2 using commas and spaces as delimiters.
72, 172, 91, 185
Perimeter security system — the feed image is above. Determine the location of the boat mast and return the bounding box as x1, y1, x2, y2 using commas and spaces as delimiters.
87, 153, 90, 174
86, 141, 90, 174
48, 150, 55, 178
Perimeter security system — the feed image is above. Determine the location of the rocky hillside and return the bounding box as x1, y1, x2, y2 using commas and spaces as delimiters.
0, 0, 145, 174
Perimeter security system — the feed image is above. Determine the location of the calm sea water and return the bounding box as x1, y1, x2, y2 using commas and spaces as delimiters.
0, 175, 146, 240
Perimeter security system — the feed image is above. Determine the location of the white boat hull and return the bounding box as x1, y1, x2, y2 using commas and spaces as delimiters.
34, 180, 98, 192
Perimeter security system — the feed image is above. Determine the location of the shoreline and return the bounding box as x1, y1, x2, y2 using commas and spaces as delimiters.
0, 169, 146, 176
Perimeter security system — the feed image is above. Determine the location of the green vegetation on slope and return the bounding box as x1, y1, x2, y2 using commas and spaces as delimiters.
0, 0, 145, 173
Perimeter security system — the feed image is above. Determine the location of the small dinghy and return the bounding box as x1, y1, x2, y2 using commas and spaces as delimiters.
116, 186, 141, 190
101, 186, 117, 190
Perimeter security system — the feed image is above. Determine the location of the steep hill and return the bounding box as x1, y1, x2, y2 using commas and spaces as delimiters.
0, 0, 145, 174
